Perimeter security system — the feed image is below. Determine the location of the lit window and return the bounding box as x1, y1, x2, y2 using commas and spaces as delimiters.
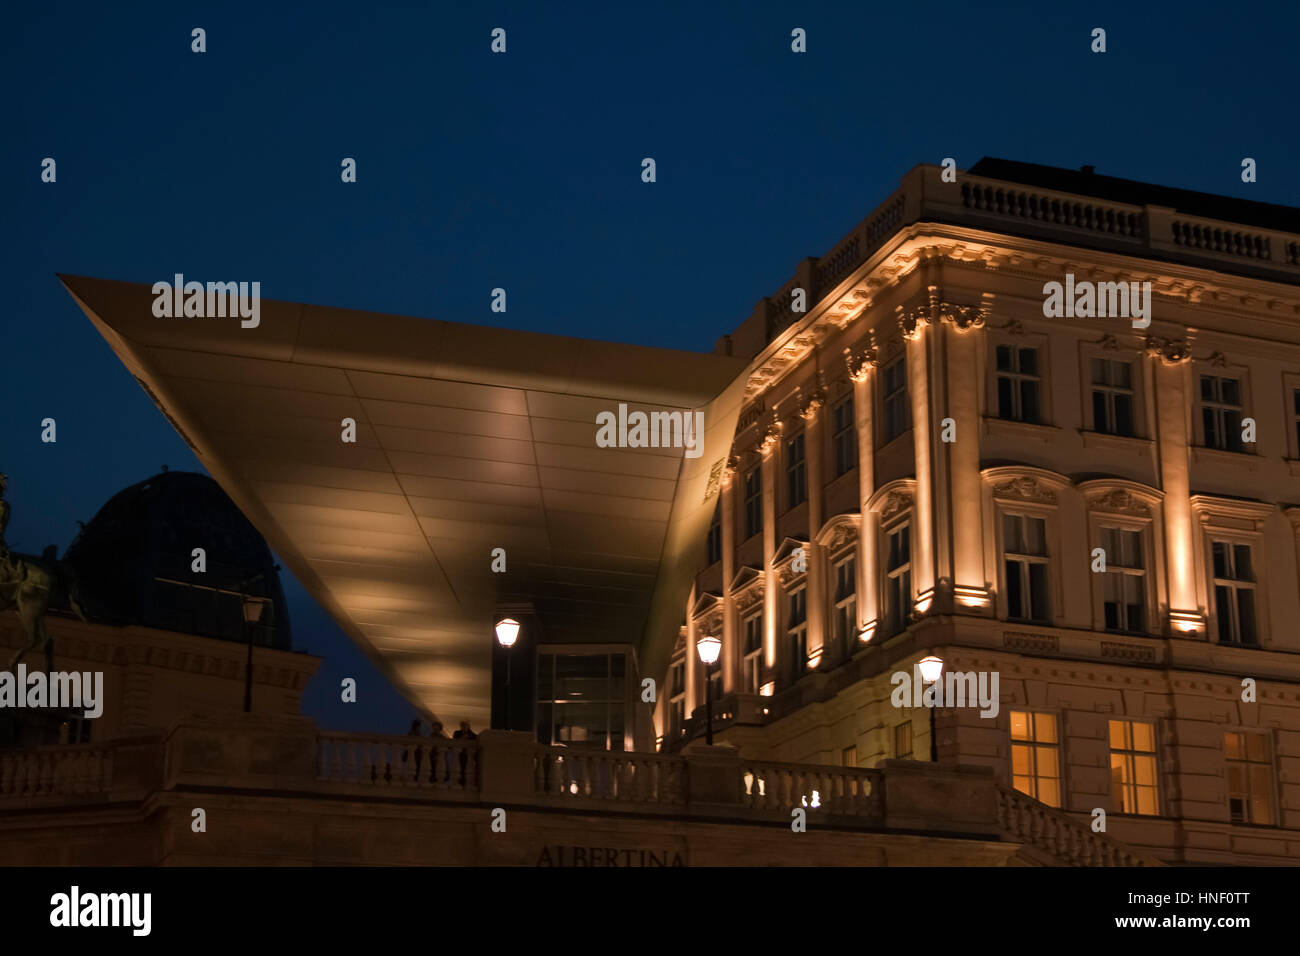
785, 433, 806, 509
1212, 541, 1257, 645
832, 396, 856, 477
1109, 719, 1159, 815
1010, 711, 1061, 808
1091, 358, 1135, 437
1101, 527, 1145, 633
1224, 731, 1274, 825
996, 346, 1042, 423
882, 357, 909, 443
1200, 375, 1244, 452
537, 652, 628, 751
1003, 513, 1050, 624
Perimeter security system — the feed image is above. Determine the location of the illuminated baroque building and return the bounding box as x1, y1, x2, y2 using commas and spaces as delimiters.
29, 158, 1299, 865
665, 159, 1300, 865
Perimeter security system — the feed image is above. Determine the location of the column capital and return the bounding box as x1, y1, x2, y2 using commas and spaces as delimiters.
1144, 334, 1192, 366
844, 345, 878, 382
897, 304, 931, 341
759, 421, 783, 456
798, 390, 826, 421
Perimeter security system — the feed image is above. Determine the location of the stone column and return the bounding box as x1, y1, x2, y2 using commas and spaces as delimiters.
900, 307, 937, 614
938, 300, 991, 612
1147, 335, 1204, 635
685, 582, 698, 716
720, 459, 739, 693
760, 424, 782, 683
800, 391, 827, 665
847, 344, 878, 638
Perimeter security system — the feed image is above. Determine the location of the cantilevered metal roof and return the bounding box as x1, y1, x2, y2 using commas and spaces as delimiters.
62, 275, 747, 727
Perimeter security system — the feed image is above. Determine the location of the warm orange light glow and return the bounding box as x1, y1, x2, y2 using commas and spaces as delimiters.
760, 682, 775, 697
807, 651, 822, 669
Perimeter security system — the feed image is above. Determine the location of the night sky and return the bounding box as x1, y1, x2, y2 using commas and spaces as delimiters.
4, 1, 1298, 733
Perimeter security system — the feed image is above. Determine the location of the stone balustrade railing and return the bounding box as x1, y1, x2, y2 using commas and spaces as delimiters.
533, 748, 686, 805
740, 759, 882, 819
316, 732, 479, 792
0, 718, 1169, 866
0, 743, 114, 798
996, 786, 1164, 866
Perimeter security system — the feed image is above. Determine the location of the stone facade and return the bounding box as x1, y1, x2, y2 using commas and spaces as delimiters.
668, 162, 1300, 865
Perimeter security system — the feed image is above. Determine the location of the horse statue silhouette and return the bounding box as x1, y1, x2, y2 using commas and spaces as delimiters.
0, 474, 88, 671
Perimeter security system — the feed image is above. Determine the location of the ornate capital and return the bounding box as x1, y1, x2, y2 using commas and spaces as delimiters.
1144, 335, 1191, 366
760, 421, 783, 456
898, 305, 931, 341
798, 391, 825, 421
844, 345, 878, 382
938, 301, 988, 332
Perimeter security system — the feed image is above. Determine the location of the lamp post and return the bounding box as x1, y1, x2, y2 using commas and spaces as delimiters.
241, 594, 267, 714
918, 655, 944, 762
495, 617, 520, 730
696, 635, 722, 747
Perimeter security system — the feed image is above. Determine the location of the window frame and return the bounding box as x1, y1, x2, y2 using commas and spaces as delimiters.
882, 517, 913, 638
743, 466, 763, 540
831, 394, 856, 478
1194, 368, 1250, 454
1224, 730, 1276, 826
995, 343, 1044, 424
785, 431, 807, 510
879, 354, 910, 446
1108, 718, 1161, 817
1009, 709, 1063, 808
1001, 511, 1053, 625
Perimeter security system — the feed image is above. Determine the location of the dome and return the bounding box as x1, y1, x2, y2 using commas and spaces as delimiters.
63, 471, 292, 649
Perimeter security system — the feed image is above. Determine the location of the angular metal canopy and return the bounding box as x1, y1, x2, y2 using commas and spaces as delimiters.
62, 275, 747, 727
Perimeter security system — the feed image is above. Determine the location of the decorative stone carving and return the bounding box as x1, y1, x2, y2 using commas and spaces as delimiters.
1087, 488, 1152, 517
1098, 333, 1119, 351
879, 490, 914, 519
897, 306, 930, 341
798, 391, 825, 421
1144, 335, 1191, 366
820, 519, 859, 555
992, 476, 1057, 503
1208, 350, 1228, 368
1005, 319, 1025, 337
844, 344, 878, 382
938, 302, 989, 332
759, 420, 783, 455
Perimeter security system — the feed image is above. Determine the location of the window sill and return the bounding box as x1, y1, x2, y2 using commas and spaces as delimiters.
1191, 446, 1260, 471
1080, 430, 1153, 456
982, 417, 1061, 442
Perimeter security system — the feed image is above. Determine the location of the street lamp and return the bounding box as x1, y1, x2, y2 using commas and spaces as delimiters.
495, 618, 520, 730
918, 655, 944, 762
241, 593, 267, 714
696, 635, 722, 747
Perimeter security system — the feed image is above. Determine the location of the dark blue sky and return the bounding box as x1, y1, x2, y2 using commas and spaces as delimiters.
4, 1, 1298, 733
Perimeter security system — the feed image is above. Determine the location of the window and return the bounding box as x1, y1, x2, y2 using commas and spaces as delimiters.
996, 345, 1041, 423
1224, 731, 1274, 825
1091, 358, 1135, 437
885, 525, 912, 635
537, 652, 627, 751
832, 554, 857, 659
706, 502, 722, 565
1101, 527, 1145, 633
882, 357, 909, 442
669, 659, 686, 739
894, 721, 913, 759
785, 433, 806, 508
743, 467, 762, 539
1200, 374, 1244, 452
841, 745, 858, 768
1109, 719, 1159, 815
742, 612, 763, 694
1010, 711, 1061, 808
1212, 541, 1257, 645
1003, 514, 1050, 624
786, 586, 807, 680
832, 396, 856, 477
